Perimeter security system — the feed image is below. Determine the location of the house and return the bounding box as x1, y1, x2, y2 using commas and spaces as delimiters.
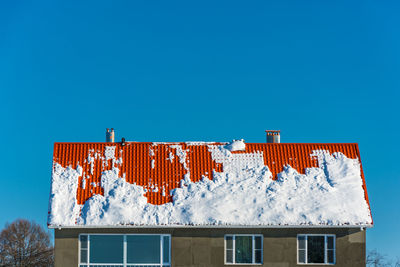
48, 130, 373, 267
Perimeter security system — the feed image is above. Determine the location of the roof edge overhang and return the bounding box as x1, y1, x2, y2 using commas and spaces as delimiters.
53, 142, 361, 145
49, 224, 373, 229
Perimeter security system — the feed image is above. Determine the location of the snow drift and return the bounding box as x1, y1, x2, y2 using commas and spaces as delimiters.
48, 143, 372, 227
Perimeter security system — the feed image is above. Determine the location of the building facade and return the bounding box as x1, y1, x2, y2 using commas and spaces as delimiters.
55, 227, 366, 267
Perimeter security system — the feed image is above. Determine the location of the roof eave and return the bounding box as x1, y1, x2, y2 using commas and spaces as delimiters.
49, 224, 373, 229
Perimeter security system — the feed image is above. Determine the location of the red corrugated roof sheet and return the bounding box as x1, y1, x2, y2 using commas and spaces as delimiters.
53, 142, 371, 213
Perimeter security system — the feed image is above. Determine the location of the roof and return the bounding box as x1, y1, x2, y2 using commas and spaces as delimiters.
48, 140, 373, 228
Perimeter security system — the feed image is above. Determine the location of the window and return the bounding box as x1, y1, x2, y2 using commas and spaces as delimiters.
225, 235, 262, 264
297, 234, 335, 265
79, 234, 170, 267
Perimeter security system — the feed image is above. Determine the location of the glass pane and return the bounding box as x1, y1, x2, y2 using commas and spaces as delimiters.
226, 249, 233, 263
327, 249, 334, 263
255, 249, 262, 263
327, 236, 334, 250
255, 236, 262, 250
127, 235, 160, 264
163, 236, 170, 263
80, 235, 88, 249
80, 249, 87, 263
307, 236, 325, 263
89, 235, 123, 263
298, 249, 306, 263
298, 235, 306, 249
226, 236, 233, 249
235, 236, 252, 263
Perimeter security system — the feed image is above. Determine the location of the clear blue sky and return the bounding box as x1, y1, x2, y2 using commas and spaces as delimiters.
1, 0, 399, 259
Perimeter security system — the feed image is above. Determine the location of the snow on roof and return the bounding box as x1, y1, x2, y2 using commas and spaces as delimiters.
48, 141, 372, 227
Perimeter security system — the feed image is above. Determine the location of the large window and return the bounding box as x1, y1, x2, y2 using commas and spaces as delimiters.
225, 235, 262, 265
297, 234, 335, 265
79, 234, 170, 267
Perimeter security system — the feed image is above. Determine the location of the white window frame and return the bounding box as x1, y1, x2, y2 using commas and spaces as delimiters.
224, 234, 263, 265
297, 234, 336, 265
78, 233, 171, 267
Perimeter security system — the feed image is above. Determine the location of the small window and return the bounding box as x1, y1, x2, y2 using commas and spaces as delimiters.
225, 235, 263, 264
297, 234, 335, 265
79, 235, 88, 264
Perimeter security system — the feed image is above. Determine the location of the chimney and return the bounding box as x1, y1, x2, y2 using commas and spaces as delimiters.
265, 130, 280, 143
106, 128, 115, 143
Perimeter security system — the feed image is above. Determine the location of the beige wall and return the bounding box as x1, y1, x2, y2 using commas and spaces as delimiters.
54, 227, 366, 267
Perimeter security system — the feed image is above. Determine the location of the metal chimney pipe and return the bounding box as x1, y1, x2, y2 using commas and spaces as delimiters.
265, 130, 280, 143
106, 128, 115, 143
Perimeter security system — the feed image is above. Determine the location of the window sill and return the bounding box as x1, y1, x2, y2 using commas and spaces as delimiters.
225, 263, 263, 265
297, 263, 335, 265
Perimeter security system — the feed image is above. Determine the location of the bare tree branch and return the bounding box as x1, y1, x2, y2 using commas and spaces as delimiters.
0, 219, 53, 267
367, 249, 400, 267
394, 257, 400, 267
